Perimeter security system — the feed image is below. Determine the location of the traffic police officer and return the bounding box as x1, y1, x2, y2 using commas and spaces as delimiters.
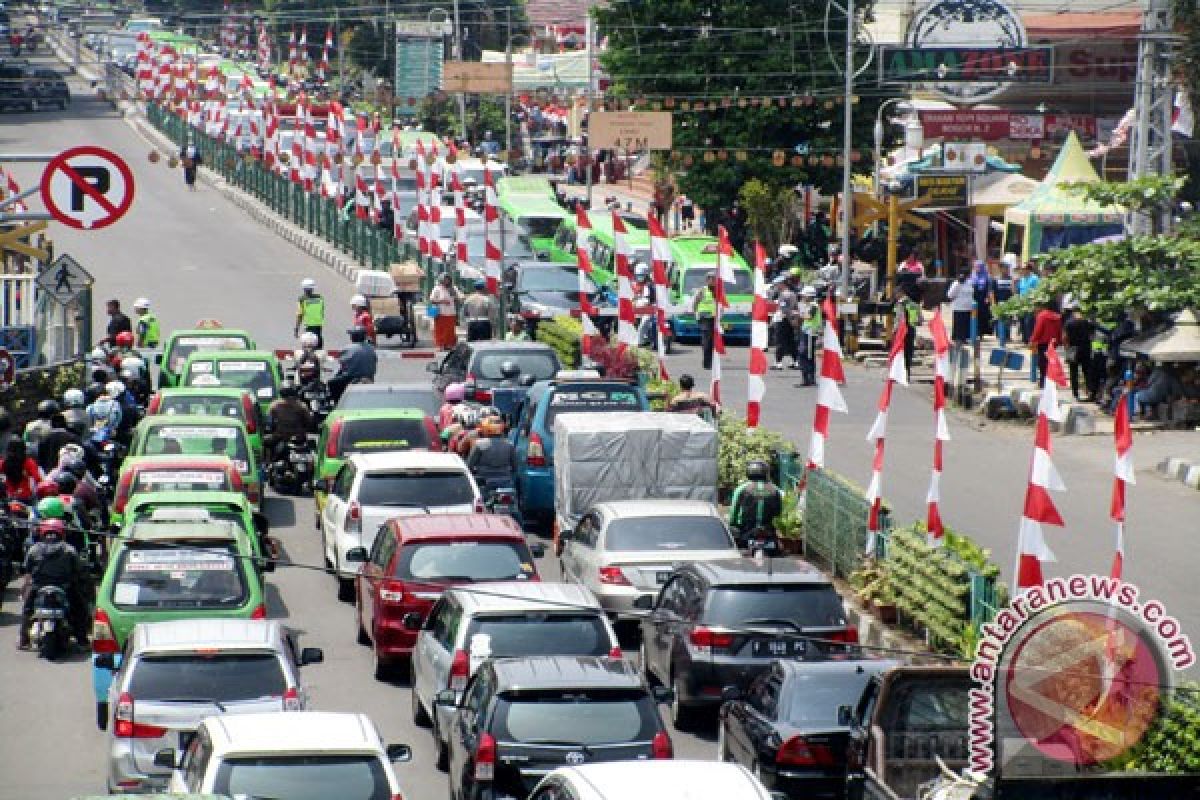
132, 297, 160, 349
294, 278, 326, 348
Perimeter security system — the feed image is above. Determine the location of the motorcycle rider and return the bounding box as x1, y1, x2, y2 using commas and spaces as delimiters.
327, 326, 377, 402
23, 400, 59, 453
61, 389, 88, 437
728, 460, 784, 549
17, 518, 89, 651
296, 331, 322, 372
2, 439, 43, 502
465, 415, 517, 493
496, 360, 522, 387
108, 379, 140, 443
36, 412, 82, 473
266, 382, 313, 462
351, 295, 377, 346
294, 278, 326, 348
666, 374, 713, 413
438, 382, 467, 429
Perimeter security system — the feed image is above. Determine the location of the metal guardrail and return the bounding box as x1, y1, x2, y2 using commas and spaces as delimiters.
802, 466, 890, 579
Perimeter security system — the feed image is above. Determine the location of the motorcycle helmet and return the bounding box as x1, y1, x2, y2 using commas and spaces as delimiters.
300, 331, 319, 349
633, 262, 651, 280
133, 297, 151, 311
36, 399, 60, 418
106, 380, 125, 399
58, 443, 85, 469
301, 278, 317, 291
476, 406, 501, 421
37, 518, 65, 540
120, 356, 145, 373
350, 294, 367, 308
745, 460, 770, 481
62, 388, 85, 409
347, 325, 367, 344
86, 382, 106, 403
779, 244, 799, 257
114, 331, 135, 349
443, 382, 466, 403
55, 472, 78, 496
499, 360, 520, 380
279, 381, 298, 399
36, 494, 65, 517
119, 368, 137, 383
88, 347, 108, 362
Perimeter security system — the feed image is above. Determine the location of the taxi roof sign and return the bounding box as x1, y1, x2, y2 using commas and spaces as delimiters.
194, 319, 224, 329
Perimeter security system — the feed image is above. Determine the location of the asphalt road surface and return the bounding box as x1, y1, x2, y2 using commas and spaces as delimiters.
0, 57, 1196, 800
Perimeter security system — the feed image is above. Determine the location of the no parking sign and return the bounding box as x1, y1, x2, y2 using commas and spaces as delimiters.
39, 146, 135, 230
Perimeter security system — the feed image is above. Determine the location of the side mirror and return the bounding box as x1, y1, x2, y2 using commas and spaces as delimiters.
652, 686, 675, 705
299, 647, 324, 666
152, 748, 177, 769
94, 653, 116, 670
720, 685, 742, 703
386, 744, 413, 763
529, 542, 545, 559
252, 512, 270, 536
344, 547, 368, 563
838, 705, 854, 727
632, 595, 655, 611
435, 689, 458, 707
402, 612, 424, 631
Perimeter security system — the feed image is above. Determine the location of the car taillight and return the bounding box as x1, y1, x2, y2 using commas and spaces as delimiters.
652, 730, 673, 759
424, 416, 441, 451
598, 566, 630, 586
251, 604, 267, 619
608, 646, 623, 659
146, 393, 161, 414
777, 735, 836, 767
474, 732, 496, 781
493, 491, 515, 505
113, 472, 133, 515
246, 482, 260, 505
688, 627, 734, 654
283, 686, 301, 711
230, 470, 245, 491
326, 418, 344, 457
827, 627, 859, 645
92, 609, 118, 654
474, 388, 492, 403
526, 432, 546, 467
379, 581, 406, 604
449, 649, 469, 691
114, 692, 168, 739
346, 501, 361, 534
241, 393, 257, 433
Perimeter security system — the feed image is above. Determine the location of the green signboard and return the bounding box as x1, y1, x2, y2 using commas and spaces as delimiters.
394, 21, 445, 115
879, 46, 1053, 85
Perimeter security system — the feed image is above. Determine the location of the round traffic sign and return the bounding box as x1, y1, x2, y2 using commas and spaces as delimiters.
39, 145, 135, 230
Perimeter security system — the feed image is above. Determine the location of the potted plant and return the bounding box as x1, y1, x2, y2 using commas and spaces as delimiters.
775, 492, 804, 554
849, 563, 896, 623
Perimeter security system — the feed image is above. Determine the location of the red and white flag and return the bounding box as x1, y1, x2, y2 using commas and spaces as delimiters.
390, 133, 404, 238
355, 171, 370, 220
298, 26, 308, 68
256, 20, 271, 73
613, 213, 638, 347
746, 242, 770, 428
287, 27, 297, 73
428, 143, 443, 260
576, 208, 600, 355
926, 310, 952, 546
1, 168, 27, 212
318, 26, 333, 81
450, 145, 468, 265
863, 315, 909, 556
264, 103, 278, 170
1014, 345, 1068, 593
647, 214, 672, 379
483, 168, 502, 294
415, 140, 429, 255
1109, 398, 1135, 579
710, 227, 735, 406
806, 297, 847, 472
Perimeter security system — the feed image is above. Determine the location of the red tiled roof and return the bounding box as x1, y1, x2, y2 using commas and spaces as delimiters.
1022, 11, 1141, 37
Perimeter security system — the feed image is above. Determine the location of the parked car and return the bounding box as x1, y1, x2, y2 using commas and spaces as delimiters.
529, 760, 776, 800
411, 582, 620, 765
0, 74, 37, 111
442, 656, 673, 795
557, 500, 737, 618
336, 382, 441, 417
352, 513, 544, 679
102, 619, 323, 793
26, 67, 68, 108
109, 455, 244, 527
511, 378, 649, 528
429, 340, 562, 397
718, 658, 899, 799
162, 712, 412, 797
320, 451, 482, 600
638, 558, 857, 729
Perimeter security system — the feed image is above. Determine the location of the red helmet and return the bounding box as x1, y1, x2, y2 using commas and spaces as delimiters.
37, 518, 65, 539
35, 479, 60, 499
114, 331, 134, 348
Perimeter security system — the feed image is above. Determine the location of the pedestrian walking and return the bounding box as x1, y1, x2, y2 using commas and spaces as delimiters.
969, 260, 996, 337
691, 272, 718, 369
180, 141, 201, 190
429, 273, 462, 351
1028, 299, 1062, 388
946, 269, 975, 344
993, 255, 1016, 345
1063, 307, 1095, 401
294, 278, 326, 348
462, 279, 496, 342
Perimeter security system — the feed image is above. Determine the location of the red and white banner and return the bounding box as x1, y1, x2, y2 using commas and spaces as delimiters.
710, 227, 735, 408
318, 26, 333, 82
646, 214, 672, 380
450, 146, 469, 266
613, 213, 637, 347
863, 315, 909, 556
806, 297, 847, 472
576, 208, 599, 354
415, 140, 429, 256
926, 310, 951, 546
483, 168, 502, 294
746, 242, 769, 428
1109, 398, 1134, 579
1014, 346, 1068, 593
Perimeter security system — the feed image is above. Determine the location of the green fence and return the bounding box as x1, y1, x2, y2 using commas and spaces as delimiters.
802, 466, 890, 579
145, 104, 417, 273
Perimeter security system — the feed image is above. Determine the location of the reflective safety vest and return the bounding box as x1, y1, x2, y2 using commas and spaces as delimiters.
136, 312, 160, 347
694, 287, 716, 318
299, 294, 325, 327
901, 301, 919, 328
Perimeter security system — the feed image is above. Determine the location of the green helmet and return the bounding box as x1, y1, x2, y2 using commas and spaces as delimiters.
789, 267, 803, 278
37, 496, 67, 520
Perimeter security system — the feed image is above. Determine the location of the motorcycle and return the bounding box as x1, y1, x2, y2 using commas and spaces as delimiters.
739, 526, 782, 558
30, 585, 71, 661
475, 476, 523, 528
90, 426, 125, 486
269, 435, 315, 496
298, 380, 333, 432
0, 502, 33, 610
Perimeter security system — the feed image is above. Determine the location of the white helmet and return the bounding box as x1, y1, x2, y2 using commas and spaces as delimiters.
779, 244, 799, 257
800, 285, 817, 298
62, 388, 85, 409
351, 294, 367, 308
105, 380, 125, 398
300, 331, 319, 349
120, 356, 145, 372
301, 278, 317, 291
133, 297, 150, 310
89, 347, 107, 361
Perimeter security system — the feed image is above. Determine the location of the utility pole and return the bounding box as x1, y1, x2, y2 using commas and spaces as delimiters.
451, 0, 467, 142
504, 7, 512, 159
584, 14, 594, 209
336, 9, 344, 91
838, 0, 855, 297
1126, 0, 1177, 235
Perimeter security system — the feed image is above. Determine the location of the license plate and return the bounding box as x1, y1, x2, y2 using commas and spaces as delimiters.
655, 571, 671, 584
290, 453, 313, 463
751, 639, 806, 658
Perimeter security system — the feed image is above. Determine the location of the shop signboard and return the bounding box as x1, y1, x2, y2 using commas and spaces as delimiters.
915, 174, 969, 209
918, 110, 1097, 141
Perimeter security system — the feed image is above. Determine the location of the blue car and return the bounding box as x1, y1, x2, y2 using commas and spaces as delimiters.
510, 378, 650, 528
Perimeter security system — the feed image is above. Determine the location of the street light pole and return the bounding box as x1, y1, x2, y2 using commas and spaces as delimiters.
451, 0, 467, 142
872, 97, 909, 199
838, 0, 855, 297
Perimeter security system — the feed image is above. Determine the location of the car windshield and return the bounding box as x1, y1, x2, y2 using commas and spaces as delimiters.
187, 360, 275, 397
544, 387, 642, 427
604, 516, 734, 552
112, 545, 249, 610
132, 468, 233, 495
518, 215, 563, 238
339, 418, 431, 453
473, 351, 558, 383
518, 267, 597, 294
166, 335, 250, 372
214, 755, 390, 800
704, 585, 848, 629
395, 541, 534, 582
358, 471, 475, 506
336, 387, 439, 416
682, 268, 754, 295
129, 653, 286, 703
495, 690, 658, 746
143, 425, 250, 469
465, 614, 610, 657
778, 669, 882, 726
158, 394, 248, 422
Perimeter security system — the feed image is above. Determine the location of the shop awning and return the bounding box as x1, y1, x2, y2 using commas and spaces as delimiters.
972, 171, 1038, 214
1120, 310, 1200, 363
1007, 131, 1123, 225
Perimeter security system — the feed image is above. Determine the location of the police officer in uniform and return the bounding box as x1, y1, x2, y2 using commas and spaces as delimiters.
132, 297, 160, 349
294, 278, 326, 348
691, 272, 718, 369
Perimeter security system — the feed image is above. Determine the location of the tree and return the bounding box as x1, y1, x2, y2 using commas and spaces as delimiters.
592, 0, 894, 218
738, 179, 798, 256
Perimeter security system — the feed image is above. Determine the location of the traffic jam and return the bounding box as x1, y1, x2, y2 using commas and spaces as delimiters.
4, 310, 976, 800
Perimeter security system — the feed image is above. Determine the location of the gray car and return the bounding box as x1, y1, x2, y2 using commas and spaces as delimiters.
103, 619, 323, 793
558, 500, 739, 618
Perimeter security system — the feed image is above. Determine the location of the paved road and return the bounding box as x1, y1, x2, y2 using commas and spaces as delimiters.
1, 55, 1196, 800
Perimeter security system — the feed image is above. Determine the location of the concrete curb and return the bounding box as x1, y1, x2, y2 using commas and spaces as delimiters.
1157, 457, 1200, 490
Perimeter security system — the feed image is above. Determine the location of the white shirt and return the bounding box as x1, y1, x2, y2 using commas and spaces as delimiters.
947, 280, 976, 312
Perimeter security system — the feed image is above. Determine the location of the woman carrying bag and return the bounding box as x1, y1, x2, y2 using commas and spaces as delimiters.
429, 273, 462, 351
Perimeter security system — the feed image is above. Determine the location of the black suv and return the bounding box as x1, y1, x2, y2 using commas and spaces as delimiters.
440, 655, 673, 800
638, 558, 857, 729
429, 340, 561, 398
0, 64, 36, 112
27, 68, 69, 108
